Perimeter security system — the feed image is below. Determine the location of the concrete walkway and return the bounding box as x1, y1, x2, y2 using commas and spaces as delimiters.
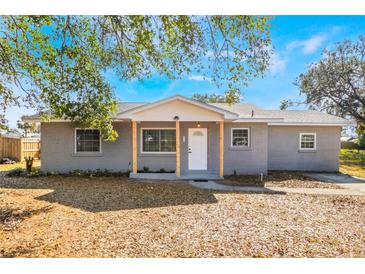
189, 180, 365, 196
305, 173, 365, 194
189, 181, 283, 194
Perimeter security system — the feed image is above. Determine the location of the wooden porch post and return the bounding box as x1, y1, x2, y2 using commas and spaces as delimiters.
219, 121, 224, 177
175, 120, 180, 177
132, 121, 137, 174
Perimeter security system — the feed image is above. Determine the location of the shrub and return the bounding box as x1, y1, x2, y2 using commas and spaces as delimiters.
7, 168, 26, 177
27, 168, 43, 177
7, 167, 43, 178
143, 166, 150, 173
6, 168, 129, 178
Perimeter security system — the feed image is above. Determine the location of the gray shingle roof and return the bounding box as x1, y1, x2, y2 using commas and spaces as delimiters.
208, 103, 352, 125
22, 100, 354, 125
256, 109, 351, 124
208, 103, 262, 117
117, 102, 146, 113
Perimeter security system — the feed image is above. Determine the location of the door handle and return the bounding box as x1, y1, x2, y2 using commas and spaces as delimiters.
188, 148, 192, 153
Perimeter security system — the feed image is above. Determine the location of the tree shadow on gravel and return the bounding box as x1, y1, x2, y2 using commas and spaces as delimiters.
1, 177, 218, 212
0, 206, 53, 226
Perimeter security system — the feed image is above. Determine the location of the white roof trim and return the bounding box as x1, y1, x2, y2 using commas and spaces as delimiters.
117, 94, 239, 119
233, 117, 284, 123
268, 122, 354, 126
23, 117, 126, 123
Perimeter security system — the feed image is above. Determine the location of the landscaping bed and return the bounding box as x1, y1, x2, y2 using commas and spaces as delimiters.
224, 171, 343, 189
1, 176, 365, 257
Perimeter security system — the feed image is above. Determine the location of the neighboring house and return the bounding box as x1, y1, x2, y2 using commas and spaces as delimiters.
0, 129, 22, 139
341, 136, 359, 149
22, 95, 354, 179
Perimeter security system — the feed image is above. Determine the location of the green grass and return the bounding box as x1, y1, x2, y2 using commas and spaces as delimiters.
0, 160, 40, 172
339, 149, 365, 178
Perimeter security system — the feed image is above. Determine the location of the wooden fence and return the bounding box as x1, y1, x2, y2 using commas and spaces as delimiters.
0, 136, 40, 161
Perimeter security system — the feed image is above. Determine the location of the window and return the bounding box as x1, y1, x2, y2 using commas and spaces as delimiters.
300, 133, 316, 150
231, 128, 249, 147
142, 129, 176, 153
75, 129, 101, 152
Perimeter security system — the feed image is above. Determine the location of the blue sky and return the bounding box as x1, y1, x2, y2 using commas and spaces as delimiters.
6, 15, 365, 128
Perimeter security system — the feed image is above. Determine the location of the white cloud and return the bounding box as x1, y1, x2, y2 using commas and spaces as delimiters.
188, 75, 212, 82
269, 51, 287, 75
286, 34, 327, 54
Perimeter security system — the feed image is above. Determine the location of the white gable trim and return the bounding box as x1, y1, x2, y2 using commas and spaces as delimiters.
117, 95, 239, 120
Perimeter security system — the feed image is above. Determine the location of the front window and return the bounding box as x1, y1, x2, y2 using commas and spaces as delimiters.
231, 128, 249, 147
142, 129, 176, 153
300, 133, 316, 150
75, 129, 101, 152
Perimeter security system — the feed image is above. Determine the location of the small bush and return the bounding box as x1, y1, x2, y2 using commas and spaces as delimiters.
7, 168, 26, 177
143, 166, 150, 173
7, 167, 43, 178
6, 168, 129, 178
27, 168, 43, 177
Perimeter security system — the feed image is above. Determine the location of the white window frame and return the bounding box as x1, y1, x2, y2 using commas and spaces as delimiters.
299, 133, 316, 151
140, 127, 176, 154
231, 128, 250, 147
74, 128, 102, 153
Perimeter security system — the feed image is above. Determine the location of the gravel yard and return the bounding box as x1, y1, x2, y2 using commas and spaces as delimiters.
1, 175, 365, 258
224, 171, 344, 189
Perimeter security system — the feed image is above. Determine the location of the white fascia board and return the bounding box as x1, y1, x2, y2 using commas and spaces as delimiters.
117, 94, 239, 119
26, 117, 126, 123
268, 122, 355, 126
233, 118, 284, 123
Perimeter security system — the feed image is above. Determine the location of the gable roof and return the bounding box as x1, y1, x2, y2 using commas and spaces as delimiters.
117, 95, 239, 120
22, 95, 354, 126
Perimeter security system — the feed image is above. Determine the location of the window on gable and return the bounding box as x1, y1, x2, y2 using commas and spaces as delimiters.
75, 129, 101, 152
142, 129, 176, 153
300, 133, 316, 150
231, 128, 249, 147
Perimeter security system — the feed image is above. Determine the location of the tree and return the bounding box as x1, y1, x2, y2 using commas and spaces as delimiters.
192, 92, 240, 103
279, 99, 293, 110
279, 99, 304, 110
358, 134, 365, 149
297, 36, 365, 126
0, 115, 8, 131
0, 16, 272, 140
17, 120, 38, 137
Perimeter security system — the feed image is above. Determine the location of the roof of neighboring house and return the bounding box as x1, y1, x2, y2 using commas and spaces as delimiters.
22, 94, 354, 126
341, 136, 357, 142
0, 129, 22, 138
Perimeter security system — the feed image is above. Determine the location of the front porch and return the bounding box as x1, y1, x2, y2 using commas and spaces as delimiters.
130, 170, 223, 181
129, 120, 225, 180
116, 95, 240, 180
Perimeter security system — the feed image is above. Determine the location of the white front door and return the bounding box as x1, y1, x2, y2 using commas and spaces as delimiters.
188, 128, 208, 170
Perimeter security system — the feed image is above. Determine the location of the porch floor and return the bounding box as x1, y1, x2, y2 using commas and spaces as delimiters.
130, 171, 223, 181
